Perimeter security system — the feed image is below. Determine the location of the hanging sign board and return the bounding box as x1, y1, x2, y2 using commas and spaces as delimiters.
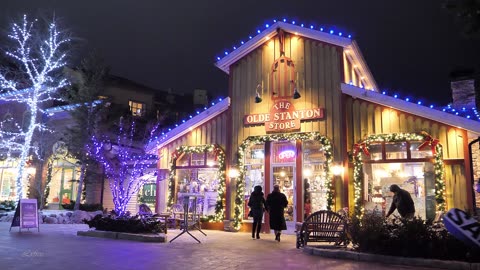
244, 100, 324, 133
10, 199, 39, 232
443, 208, 480, 249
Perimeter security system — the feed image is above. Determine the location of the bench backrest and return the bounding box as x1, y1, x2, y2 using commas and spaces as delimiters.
302, 210, 346, 239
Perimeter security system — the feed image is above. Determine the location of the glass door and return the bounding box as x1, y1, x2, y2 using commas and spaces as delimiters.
272, 166, 295, 230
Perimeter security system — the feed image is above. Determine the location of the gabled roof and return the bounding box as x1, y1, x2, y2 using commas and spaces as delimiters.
341, 83, 480, 134
215, 21, 378, 91
145, 97, 231, 154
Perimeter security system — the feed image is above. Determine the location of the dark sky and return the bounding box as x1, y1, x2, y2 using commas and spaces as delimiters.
2, 0, 479, 105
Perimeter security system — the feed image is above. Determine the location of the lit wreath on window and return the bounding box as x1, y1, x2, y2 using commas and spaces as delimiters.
351, 131, 445, 219
234, 132, 333, 230
167, 144, 226, 222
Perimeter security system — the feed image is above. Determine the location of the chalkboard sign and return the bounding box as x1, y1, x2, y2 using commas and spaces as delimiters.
9, 199, 39, 232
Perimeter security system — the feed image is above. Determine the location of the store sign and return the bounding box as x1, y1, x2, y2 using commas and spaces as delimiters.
279, 150, 295, 159
443, 208, 480, 248
142, 183, 157, 204
244, 100, 324, 133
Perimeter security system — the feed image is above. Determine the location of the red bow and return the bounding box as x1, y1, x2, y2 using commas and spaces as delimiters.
417, 133, 439, 155
213, 146, 222, 161
353, 143, 370, 156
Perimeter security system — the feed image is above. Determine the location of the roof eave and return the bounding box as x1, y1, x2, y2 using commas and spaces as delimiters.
341, 83, 480, 134
145, 97, 231, 154
215, 22, 352, 74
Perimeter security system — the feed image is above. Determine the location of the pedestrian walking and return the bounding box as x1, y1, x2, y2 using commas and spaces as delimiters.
266, 184, 288, 242
248, 185, 266, 239
386, 184, 415, 219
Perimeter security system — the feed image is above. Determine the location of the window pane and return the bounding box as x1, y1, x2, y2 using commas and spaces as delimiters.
129, 101, 145, 117
244, 144, 265, 165
385, 142, 407, 159
206, 151, 218, 167
191, 152, 205, 166
364, 143, 382, 161
410, 142, 433, 158
244, 164, 265, 219
272, 141, 296, 164
176, 153, 189, 166
303, 140, 326, 163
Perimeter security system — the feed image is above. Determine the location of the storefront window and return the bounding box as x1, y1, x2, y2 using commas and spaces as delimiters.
176, 168, 219, 216
303, 140, 328, 218
362, 140, 436, 220
244, 144, 265, 220
174, 150, 220, 217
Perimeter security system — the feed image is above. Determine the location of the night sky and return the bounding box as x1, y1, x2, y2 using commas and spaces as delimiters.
2, 0, 479, 105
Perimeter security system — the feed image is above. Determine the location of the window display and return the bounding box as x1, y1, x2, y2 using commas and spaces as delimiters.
244, 144, 265, 220
176, 168, 219, 216
363, 161, 435, 220
303, 140, 328, 218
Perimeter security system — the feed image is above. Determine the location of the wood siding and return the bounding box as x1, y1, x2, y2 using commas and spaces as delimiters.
229, 34, 345, 164
345, 96, 470, 211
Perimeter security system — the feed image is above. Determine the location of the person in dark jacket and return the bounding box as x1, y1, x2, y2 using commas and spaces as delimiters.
266, 184, 288, 242
248, 185, 266, 239
386, 184, 415, 219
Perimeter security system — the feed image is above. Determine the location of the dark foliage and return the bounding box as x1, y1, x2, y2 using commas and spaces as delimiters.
0, 200, 16, 211
83, 213, 165, 234
348, 212, 480, 262
61, 201, 103, 212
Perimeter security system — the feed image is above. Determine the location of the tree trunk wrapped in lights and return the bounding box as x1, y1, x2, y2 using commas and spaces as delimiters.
89, 118, 158, 216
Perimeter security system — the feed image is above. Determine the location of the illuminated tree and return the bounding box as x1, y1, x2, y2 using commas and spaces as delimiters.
89, 118, 157, 216
0, 15, 71, 200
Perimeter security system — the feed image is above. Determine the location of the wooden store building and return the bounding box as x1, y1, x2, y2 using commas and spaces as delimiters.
146, 20, 480, 232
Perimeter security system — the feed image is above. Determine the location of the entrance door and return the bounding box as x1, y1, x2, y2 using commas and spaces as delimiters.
272, 166, 296, 232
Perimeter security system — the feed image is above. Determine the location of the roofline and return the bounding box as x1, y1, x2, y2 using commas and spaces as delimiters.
145, 97, 231, 153
214, 21, 378, 92
341, 83, 480, 134
215, 22, 351, 74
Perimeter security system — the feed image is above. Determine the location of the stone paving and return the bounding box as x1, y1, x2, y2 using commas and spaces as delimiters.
0, 223, 433, 270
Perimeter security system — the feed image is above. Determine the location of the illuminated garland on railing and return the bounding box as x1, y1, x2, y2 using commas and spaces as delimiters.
234, 132, 333, 230
167, 144, 226, 222
352, 132, 445, 219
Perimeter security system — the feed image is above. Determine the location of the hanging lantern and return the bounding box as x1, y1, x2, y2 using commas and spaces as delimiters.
475, 179, 480, 193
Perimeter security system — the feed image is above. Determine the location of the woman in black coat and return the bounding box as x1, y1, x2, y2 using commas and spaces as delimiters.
248, 185, 266, 239
266, 184, 288, 242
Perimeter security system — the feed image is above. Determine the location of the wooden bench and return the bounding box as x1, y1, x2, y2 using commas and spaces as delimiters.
296, 210, 347, 249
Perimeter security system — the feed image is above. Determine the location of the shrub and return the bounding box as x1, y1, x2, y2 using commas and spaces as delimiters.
348, 212, 480, 262
0, 200, 16, 211
83, 213, 165, 234
61, 201, 103, 212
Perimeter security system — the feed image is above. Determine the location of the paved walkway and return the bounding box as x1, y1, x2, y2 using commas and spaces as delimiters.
0, 223, 433, 270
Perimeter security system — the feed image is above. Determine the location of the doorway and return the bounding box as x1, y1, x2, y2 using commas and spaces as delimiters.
272, 166, 296, 232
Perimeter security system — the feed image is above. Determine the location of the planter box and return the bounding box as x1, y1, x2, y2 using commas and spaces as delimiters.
201, 221, 224, 230
77, 230, 167, 243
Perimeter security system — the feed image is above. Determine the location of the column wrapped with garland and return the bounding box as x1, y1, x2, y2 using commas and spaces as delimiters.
234, 132, 333, 230
352, 132, 446, 219
167, 144, 226, 222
